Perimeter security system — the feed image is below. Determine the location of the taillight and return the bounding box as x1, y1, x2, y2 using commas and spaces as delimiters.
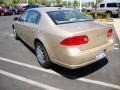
117, 8, 120, 12
60, 35, 89, 46
107, 29, 113, 37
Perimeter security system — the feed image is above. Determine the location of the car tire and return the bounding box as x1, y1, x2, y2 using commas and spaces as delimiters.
35, 42, 51, 69
12, 26, 19, 40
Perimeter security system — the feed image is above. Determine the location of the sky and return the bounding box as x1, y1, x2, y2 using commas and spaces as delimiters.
65, 0, 120, 3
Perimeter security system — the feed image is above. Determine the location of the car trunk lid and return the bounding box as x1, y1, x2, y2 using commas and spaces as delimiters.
58, 21, 112, 50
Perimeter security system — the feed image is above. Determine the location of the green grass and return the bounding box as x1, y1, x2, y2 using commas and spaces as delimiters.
83, 11, 113, 22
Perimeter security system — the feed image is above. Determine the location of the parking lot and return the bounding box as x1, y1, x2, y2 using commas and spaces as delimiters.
0, 16, 120, 90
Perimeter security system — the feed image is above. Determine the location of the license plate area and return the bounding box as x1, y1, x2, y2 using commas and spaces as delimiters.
96, 51, 106, 60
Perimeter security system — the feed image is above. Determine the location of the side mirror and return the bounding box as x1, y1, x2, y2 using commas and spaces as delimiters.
14, 17, 19, 21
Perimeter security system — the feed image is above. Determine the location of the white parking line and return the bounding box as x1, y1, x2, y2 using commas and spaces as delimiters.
0, 69, 62, 90
78, 78, 120, 90
0, 57, 120, 90
113, 46, 119, 50
0, 32, 14, 37
10, 34, 14, 37
113, 43, 119, 50
0, 57, 59, 75
114, 44, 119, 46
113, 19, 120, 41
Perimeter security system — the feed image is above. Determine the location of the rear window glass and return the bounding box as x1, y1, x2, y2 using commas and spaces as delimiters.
47, 10, 93, 25
27, 11, 40, 24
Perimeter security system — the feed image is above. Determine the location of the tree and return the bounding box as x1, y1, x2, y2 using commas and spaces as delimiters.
56, 0, 62, 5
95, 0, 103, 19
62, 1, 67, 6
68, 1, 72, 6
29, 0, 37, 4
13, 0, 19, 4
94, 0, 98, 19
0, 0, 4, 5
41, 0, 50, 5
73, 0, 80, 9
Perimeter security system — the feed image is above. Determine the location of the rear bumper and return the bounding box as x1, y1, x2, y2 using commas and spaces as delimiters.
52, 51, 111, 69
51, 40, 113, 69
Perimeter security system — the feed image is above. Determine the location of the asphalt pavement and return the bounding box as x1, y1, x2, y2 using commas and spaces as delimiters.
0, 15, 120, 90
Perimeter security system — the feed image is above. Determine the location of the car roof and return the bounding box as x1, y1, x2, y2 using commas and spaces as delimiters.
28, 7, 74, 13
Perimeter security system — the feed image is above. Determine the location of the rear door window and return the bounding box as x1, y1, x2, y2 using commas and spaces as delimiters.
19, 11, 30, 22
26, 11, 40, 24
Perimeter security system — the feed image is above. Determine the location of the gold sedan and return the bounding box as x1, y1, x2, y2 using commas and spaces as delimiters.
12, 7, 113, 69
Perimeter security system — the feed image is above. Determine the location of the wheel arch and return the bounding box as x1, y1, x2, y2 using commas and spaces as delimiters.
106, 10, 112, 13
34, 39, 44, 48
34, 38, 56, 60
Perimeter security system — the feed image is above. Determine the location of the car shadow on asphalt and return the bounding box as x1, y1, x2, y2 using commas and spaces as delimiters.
51, 58, 108, 79
19, 39, 108, 80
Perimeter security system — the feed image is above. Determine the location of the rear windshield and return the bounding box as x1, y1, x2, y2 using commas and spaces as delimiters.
47, 10, 93, 25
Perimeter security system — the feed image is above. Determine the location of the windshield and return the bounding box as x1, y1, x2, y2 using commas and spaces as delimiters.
47, 10, 93, 25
